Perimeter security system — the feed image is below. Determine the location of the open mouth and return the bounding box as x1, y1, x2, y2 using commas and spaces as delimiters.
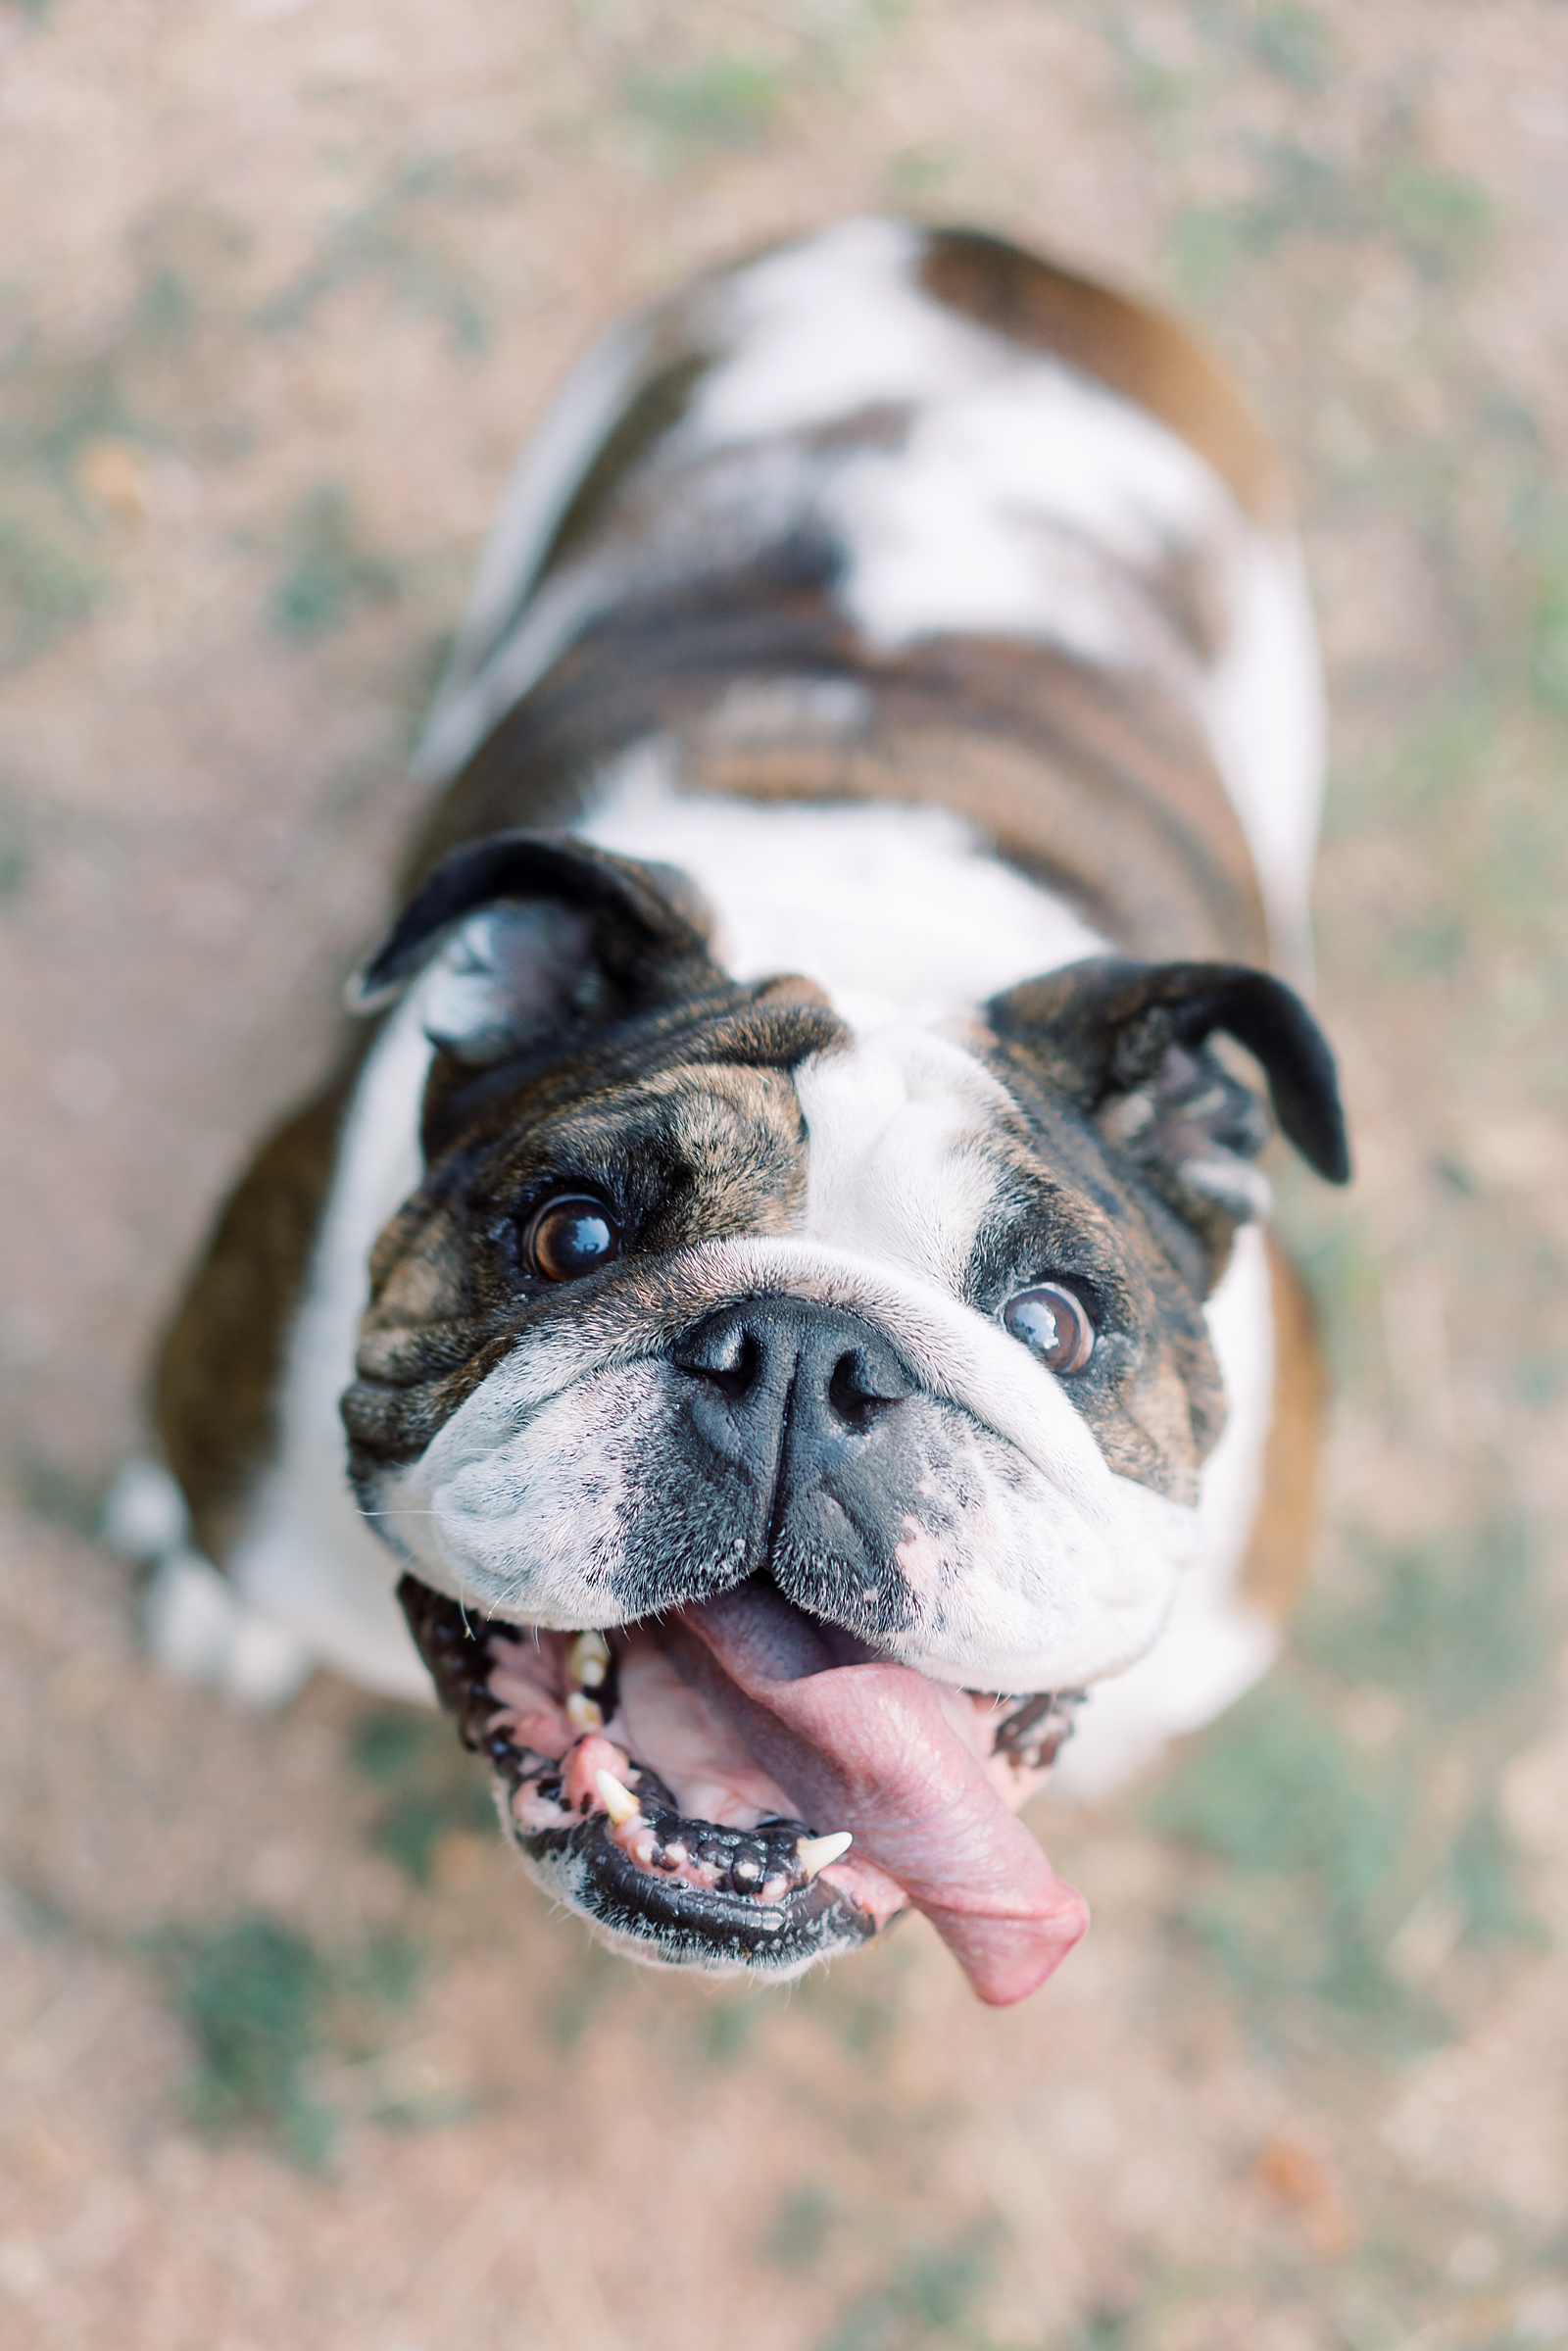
401, 1575, 1090, 2005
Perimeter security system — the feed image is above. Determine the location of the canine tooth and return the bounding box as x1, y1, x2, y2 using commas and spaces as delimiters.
797, 1832, 854, 1881
565, 1690, 605, 1733
595, 1768, 641, 1827
567, 1630, 610, 1690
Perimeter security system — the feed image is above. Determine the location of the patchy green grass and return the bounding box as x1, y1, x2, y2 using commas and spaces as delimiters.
0, 320, 119, 664
1150, 1518, 1552, 2026
1383, 161, 1494, 283
817, 2219, 1002, 2351
11, 1448, 108, 1536
623, 53, 791, 156
0, 791, 29, 902
884, 141, 964, 208
695, 1991, 764, 2066
0, 510, 101, 668
1168, 120, 1493, 306
601, 2, 907, 170
173, 1916, 333, 2165
164, 1913, 423, 2168
1521, 508, 1568, 714
1298, 1520, 1544, 1722
794, 1939, 912, 2061
258, 156, 496, 353
0, 198, 256, 671
763, 2180, 839, 2272
1148, 1684, 1408, 2014
350, 1703, 496, 1883
1250, 1, 1334, 91
270, 487, 399, 640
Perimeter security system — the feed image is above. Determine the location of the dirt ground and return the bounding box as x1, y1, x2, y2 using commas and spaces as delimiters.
3, 2, 1568, 2345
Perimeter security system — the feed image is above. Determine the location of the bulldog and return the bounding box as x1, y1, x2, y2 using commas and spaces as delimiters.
140, 219, 1348, 2006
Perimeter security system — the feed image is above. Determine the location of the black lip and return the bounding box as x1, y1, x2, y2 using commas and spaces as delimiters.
398, 1574, 878, 1969
515, 1809, 874, 1970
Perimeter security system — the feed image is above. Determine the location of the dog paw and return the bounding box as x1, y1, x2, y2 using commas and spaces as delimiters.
100, 1458, 189, 1564
143, 1551, 315, 1708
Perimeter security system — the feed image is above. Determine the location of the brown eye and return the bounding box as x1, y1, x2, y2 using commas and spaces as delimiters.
525, 1196, 621, 1283
1003, 1284, 1096, 1376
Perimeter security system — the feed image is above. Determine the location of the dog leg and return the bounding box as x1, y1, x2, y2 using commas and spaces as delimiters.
103, 1459, 314, 1709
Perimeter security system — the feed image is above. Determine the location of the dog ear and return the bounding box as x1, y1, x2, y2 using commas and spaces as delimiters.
987, 956, 1349, 1270
348, 831, 719, 1065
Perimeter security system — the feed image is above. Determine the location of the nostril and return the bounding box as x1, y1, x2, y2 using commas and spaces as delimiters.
710, 1332, 760, 1400
674, 1316, 761, 1399
826, 1348, 902, 1429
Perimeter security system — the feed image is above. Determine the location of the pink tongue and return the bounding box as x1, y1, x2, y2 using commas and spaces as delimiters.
672, 1584, 1088, 2007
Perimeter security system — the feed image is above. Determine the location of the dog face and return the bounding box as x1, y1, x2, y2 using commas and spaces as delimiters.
343, 834, 1347, 1997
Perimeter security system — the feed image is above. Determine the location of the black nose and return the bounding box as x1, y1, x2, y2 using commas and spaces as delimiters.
671, 1298, 915, 1467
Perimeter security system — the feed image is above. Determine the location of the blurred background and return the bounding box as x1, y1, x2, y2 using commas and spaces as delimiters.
2, 3, 1567, 2345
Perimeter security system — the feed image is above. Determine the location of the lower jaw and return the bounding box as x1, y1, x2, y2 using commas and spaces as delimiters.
514, 1814, 878, 1978
399, 1574, 1077, 1973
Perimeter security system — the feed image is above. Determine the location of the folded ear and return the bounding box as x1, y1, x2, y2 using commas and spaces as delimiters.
348, 831, 719, 1065
987, 956, 1349, 1270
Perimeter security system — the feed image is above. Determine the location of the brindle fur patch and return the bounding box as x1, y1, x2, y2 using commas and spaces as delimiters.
156, 1063, 360, 1563
918, 226, 1284, 523
408, 540, 1268, 970
966, 1043, 1226, 1501
1239, 1229, 1327, 1621
342, 981, 846, 1478
401, 224, 1270, 962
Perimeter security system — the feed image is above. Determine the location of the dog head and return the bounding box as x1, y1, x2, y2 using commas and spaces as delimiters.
342, 833, 1347, 1994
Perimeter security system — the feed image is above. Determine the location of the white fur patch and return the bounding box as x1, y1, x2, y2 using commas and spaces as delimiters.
584, 748, 1107, 1031
144, 1549, 315, 1708
794, 1029, 1018, 1291
692, 217, 962, 437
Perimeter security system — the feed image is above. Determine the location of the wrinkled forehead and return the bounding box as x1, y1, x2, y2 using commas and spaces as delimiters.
456, 1008, 1115, 1283
794, 1026, 1030, 1284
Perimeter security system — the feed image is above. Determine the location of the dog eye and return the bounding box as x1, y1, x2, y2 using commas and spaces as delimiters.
525, 1196, 621, 1283
1003, 1283, 1096, 1375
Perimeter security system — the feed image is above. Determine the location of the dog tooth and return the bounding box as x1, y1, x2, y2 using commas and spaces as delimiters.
796, 1832, 854, 1881
595, 1768, 641, 1827
565, 1690, 605, 1733
566, 1630, 610, 1690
